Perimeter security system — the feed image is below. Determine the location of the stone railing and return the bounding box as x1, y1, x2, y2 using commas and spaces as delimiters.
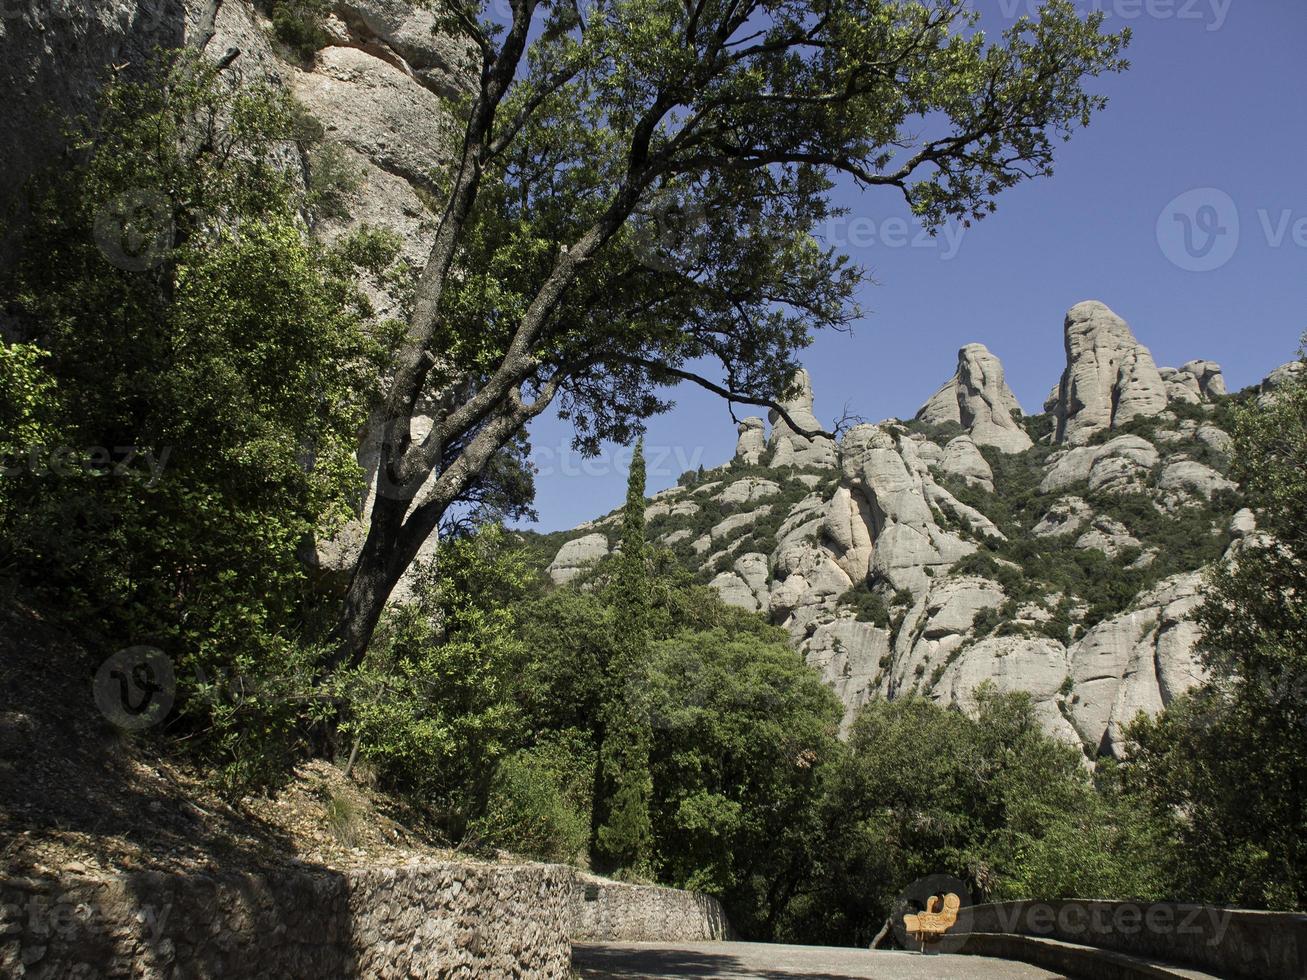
567, 871, 732, 942
963, 899, 1307, 980
1, 861, 573, 979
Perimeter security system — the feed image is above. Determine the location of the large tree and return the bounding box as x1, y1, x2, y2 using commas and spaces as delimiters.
1123, 349, 1307, 908
331, 0, 1130, 665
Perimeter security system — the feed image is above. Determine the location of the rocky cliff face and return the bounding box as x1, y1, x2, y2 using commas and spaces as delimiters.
548, 302, 1282, 758
1, 0, 466, 595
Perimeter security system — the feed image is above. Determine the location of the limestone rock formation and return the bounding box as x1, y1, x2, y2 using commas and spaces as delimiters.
1075, 516, 1141, 558
1157, 458, 1237, 502
548, 532, 609, 585
292, 46, 457, 192
938, 435, 994, 492
768, 369, 837, 468
334, 0, 476, 98
1180, 359, 1227, 400
535, 318, 1265, 756
1051, 301, 1168, 445
734, 417, 766, 465
1064, 573, 1206, 757
942, 636, 1081, 749
1259, 360, 1305, 406
840, 426, 975, 594
1032, 496, 1093, 538
916, 344, 1032, 453
715, 478, 779, 505
1040, 435, 1159, 495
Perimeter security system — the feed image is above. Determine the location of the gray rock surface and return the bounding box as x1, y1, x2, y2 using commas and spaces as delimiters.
541, 333, 1263, 755
916, 344, 1032, 452
734, 416, 766, 465
938, 435, 995, 492
292, 45, 458, 192
1075, 516, 1140, 558
942, 636, 1080, 749
715, 477, 779, 505
1180, 359, 1228, 400
1259, 360, 1305, 406
1032, 496, 1093, 538
548, 532, 609, 584
768, 369, 837, 468
1066, 573, 1206, 757
1051, 301, 1168, 445
841, 425, 974, 594
1157, 458, 1237, 503
334, 0, 476, 97
1040, 435, 1158, 495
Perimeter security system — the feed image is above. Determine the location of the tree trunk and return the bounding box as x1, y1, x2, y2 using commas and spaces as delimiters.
328, 490, 442, 672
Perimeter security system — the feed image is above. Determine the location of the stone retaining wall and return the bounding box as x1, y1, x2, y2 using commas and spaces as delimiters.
965, 899, 1307, 980
1, 861, 573, 979
567, 872, 732, 942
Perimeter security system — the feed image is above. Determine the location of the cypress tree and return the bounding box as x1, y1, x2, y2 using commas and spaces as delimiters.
595, 438, 654, 874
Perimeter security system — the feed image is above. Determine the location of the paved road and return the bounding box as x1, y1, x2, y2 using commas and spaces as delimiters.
572, 941, 1067, 979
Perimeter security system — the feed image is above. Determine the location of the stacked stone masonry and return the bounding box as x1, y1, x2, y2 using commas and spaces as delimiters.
0, 862, 731, 978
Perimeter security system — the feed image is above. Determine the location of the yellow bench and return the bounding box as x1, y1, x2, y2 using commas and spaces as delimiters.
903, 892, 961, 950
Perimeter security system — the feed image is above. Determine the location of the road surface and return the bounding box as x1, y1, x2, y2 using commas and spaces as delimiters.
572, 941, 1066, 979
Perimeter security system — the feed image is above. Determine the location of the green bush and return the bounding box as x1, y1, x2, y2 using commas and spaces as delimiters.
836, 581, 891, 626
779, 687, 1168, 946
471, 732, 595, 862
266, 0, 331, 61
0, 342, 60, 535
4, 57, 382, 790
343, 527, 533, 836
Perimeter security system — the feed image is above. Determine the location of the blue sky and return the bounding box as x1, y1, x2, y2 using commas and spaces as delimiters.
519, 0, 1307, 532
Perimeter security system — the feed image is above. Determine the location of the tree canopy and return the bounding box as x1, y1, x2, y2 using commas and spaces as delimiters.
334, 0, 1132, 666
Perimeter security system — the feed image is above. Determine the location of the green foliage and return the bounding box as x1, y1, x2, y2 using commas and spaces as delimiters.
595, 439, 655, 873
343, 527, 533, 835
641, 628, 843, 929
264, 0, 332, 61
779, 687, 1166, 946
836, 581, 890, 627
471, 731, 595, 863
0, 342, 60, 534
1122, 350, 1307, 909
3, 56, 382, 789
943, 436, 1241, 633
306, 140, 363, 222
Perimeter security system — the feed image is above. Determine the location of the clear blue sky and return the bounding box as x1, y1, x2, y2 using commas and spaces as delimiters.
519, 0, 1307, 532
